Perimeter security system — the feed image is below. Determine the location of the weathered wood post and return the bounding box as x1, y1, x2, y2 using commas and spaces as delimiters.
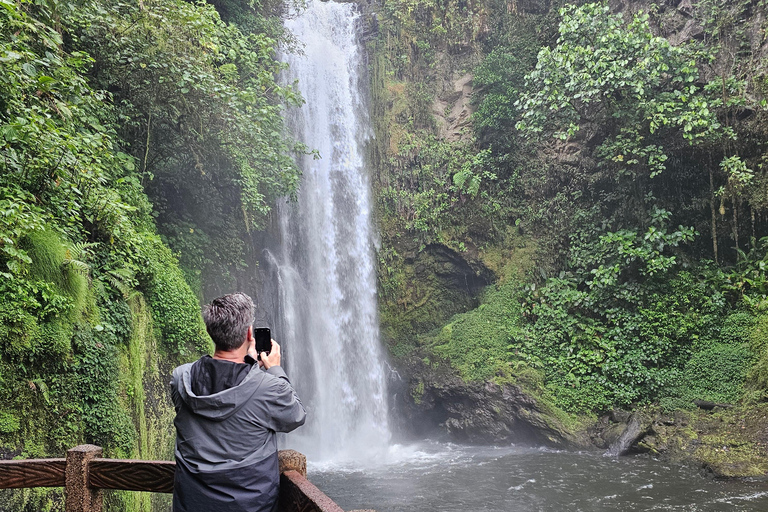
278, 449, 307, 477
65, 445, 103, 512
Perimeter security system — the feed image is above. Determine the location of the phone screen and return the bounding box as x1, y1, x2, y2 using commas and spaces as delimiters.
254, 327, 271, 360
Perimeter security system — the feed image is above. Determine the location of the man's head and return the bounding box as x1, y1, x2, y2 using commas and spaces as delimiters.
202, 292, 255, 351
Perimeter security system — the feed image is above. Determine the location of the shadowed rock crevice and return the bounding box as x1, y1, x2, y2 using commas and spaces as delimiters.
394, 357, 588, 448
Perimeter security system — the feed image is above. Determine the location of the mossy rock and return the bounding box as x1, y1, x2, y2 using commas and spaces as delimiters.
379, 243, 494, 357
637, 405, 768, 478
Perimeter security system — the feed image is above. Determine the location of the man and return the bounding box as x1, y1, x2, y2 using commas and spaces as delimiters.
170, 292, 306, 512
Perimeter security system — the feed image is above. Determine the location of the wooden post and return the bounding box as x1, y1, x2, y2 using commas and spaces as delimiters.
66, 445, 103, 512
278, 449, 307, 477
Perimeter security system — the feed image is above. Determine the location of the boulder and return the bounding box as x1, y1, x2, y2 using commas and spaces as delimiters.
605, 413, 652, 457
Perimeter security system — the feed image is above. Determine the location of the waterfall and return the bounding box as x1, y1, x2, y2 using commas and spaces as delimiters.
269, 0, 390, 463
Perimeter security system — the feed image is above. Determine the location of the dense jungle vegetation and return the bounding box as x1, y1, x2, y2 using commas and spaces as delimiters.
0, 0, 301, 509
372, 0, 768, 416
4, 0, 768, 507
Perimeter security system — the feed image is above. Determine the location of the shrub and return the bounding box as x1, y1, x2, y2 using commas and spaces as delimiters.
136, 236, 209, 355
428, 282, 530, 382
746, 312, 768, 399
660, 343, 751, 410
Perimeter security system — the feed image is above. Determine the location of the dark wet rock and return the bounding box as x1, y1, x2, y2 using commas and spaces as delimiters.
610, 409, 631, 424
694, 400, 734, 411
394, 356, 589, 449
605, 413, 653, 457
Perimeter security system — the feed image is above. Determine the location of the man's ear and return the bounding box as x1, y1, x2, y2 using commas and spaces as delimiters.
240, 326, 253, 351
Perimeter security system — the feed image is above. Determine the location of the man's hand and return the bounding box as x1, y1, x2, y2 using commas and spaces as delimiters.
246, 334, 258, 361
259, 340, 281, 370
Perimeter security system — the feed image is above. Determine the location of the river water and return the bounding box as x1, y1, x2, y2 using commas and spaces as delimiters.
308, 442, 768, 511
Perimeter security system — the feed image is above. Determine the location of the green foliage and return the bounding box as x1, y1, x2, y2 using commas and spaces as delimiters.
71, 0, 303, 293
371, 0, 768, 426
509, 2, 752, 271
472, 20, 540, 152
73, 323, 135, 455
380, 131, 501, 246
412, 380, 425, 404
516, 3, 736, 179
0, 4, 215, 509
722, 238, 768, 307
0, 0, 143, 244
659, 343, 751, 411
0, 187, 47, 277
427, 281, 529, 382
0, 411, 20, 434
746, 312, 768, 398
520, 212, 707, 412
719, 311, 757, 345
136, 237, 209, 355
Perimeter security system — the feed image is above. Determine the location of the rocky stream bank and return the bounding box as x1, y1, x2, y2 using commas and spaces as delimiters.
392, 356, 768, 479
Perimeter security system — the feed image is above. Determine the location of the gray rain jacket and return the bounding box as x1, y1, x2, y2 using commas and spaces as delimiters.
170, 359, 306, 512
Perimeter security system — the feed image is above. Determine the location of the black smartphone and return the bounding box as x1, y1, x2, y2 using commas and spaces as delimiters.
253, 327, 272, 360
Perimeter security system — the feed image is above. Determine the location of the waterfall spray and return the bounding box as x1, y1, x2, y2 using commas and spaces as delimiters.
269, 0, 390, 462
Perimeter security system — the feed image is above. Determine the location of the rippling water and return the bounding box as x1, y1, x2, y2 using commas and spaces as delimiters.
306, 442, 768, 511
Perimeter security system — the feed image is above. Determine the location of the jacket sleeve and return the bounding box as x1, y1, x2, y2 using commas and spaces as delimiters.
262, 366, 307, 433
170, 366, 183, 411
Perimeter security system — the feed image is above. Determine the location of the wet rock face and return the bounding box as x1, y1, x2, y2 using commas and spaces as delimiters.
432, 74, 475, 143
393, 357, 586, 448
381, 242, 495, 344
588, 410, 639, 450
439, 381, 561, 446
420, 244, 492, 296
605, 413, 652, 457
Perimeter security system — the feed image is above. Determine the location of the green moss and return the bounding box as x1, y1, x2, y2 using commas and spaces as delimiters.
637, 405, 768, 478
425, 281, 527, 382
22, 228, 90, 323
0, 411, 20, 434
746, 311, 768, 399
378, 247, 486, 359
137, 237, 209, 356
692, 408, 768, 477
478, 228, 536, 284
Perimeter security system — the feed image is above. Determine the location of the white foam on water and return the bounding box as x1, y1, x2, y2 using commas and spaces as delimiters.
508, 479, 537, 491
714, 490, 768, 503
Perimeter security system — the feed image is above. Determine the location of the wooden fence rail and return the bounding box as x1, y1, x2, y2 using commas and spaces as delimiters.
0, 445, 372, 512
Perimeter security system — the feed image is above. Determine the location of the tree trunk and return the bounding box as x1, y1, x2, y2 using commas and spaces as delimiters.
733, 196, 739, 257
709, 167, 718, 264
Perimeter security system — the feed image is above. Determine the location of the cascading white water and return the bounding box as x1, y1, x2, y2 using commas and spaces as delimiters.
270, 0, 390, 462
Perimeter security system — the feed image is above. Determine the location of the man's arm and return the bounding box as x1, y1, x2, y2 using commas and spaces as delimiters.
263, 366, 306, 432
250, 340, 306, 432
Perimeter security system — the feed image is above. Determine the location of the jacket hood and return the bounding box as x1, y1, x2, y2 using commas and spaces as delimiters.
175, 363, 261, 421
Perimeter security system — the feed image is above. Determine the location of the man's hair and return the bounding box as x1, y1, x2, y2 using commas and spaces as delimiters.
202, 292, 255, 351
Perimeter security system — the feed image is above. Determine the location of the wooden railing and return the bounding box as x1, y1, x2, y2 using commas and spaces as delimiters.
0, 445, 374, 512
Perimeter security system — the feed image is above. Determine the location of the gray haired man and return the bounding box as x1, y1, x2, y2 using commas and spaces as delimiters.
170, 292, 306, 512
